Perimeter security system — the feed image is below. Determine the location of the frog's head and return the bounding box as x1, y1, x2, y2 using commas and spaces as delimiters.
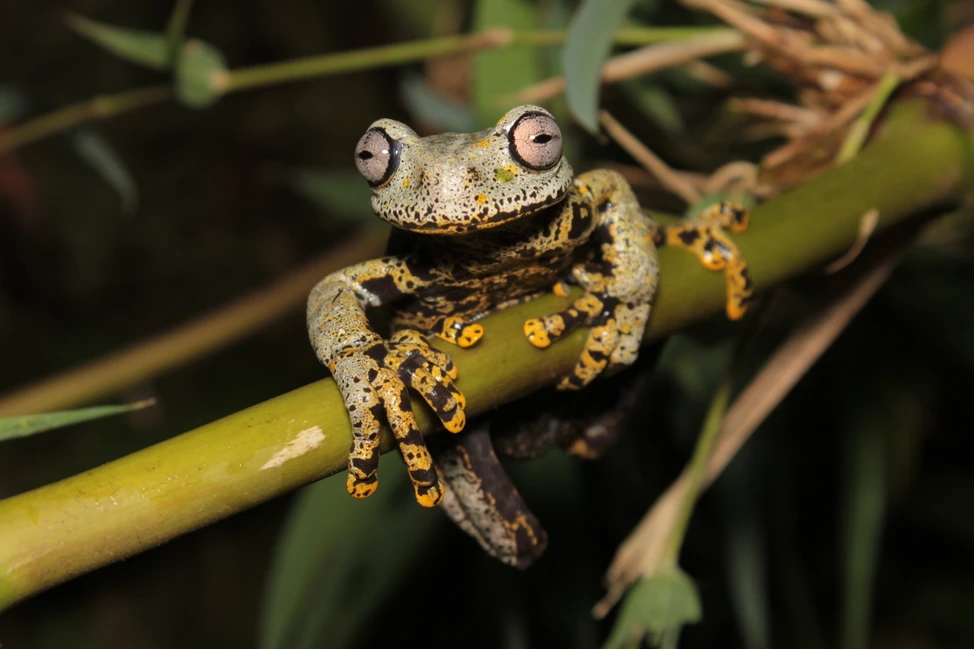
353, 105, 574, 235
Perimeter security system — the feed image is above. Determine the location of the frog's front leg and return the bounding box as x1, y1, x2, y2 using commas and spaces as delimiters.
655, 201, 753, 320
307, 256, 467, 507
524, 170, 657, 390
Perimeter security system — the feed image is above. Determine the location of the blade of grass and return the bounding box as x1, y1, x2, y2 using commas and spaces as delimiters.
0, 399, 156, 442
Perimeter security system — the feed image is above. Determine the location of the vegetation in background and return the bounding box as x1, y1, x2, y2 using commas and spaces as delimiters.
0, 1, 973, 648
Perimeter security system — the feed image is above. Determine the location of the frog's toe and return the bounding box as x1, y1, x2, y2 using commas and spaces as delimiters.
432, 316, 486, 349
557, 323, 620, 390
347, 473, 379, 499
377, 372, 446, 507
607, 303, 649, 370
391, 328, 459, 379
524, 293, 604, 349
399, 355, 467, 433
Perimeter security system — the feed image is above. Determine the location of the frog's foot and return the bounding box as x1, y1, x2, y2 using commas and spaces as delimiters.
431, 316, 485, 348
331, 330, 466, 507
658, 201, 753, 320
524, 294, 650, 390
432, 421, 548, 569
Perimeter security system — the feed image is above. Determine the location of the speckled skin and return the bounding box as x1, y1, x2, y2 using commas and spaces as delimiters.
307, 105, 752, 566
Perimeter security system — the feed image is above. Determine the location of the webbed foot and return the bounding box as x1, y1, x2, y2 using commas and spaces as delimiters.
524, 294, 650, 390
658, 200, 753, 320
331, 329, 466, 506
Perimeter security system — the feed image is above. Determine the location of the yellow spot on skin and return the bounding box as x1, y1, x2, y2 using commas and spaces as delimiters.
400, 443, 434, 470
457, 324, 484, 348
552, 281, 570, 298
473, 139, 490, 148
475, 194, 487, 205
494, 166, 519, 183
401, 177, 413, 188
524, 319, 551, 348
415, 483, 444, 507
443, 409, 466, 433
347, 475, 378, 498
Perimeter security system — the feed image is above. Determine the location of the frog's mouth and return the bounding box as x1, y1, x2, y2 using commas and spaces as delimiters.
381, 184, 572, 236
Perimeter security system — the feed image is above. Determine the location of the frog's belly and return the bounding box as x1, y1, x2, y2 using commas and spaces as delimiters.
390, 263, 566, 334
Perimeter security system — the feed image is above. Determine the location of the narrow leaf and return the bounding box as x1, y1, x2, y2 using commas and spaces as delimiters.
279, 168, 376, 224
400, 72, 475, 133
73, 130, 139, 214
563, 0, 639, 133
259, 463, 441, 649
64, 13, 172, 71
165, 0, 196, 57
840, 407, 888, 649
473, 0, 541, 128
622, 82, 684, 134
175, 39, 229, 109
0, 399, 156, 442
604, 568, 702, 649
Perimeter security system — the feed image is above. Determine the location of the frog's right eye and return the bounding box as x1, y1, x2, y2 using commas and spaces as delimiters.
355, 128, 402, 187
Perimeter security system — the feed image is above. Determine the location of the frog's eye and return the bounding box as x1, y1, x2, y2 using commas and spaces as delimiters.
355, 128, 402, 187
508, 112, 562, 171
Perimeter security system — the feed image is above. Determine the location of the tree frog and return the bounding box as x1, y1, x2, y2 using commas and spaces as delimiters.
307, 105, 751, 567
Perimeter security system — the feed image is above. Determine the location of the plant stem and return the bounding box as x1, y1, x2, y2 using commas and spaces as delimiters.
0, 101, 970, 610
662, 371, 732, 565
0, 26, 727, 154
0, 86, 172, 154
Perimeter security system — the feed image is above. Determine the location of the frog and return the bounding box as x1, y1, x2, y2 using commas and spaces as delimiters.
307, 104, 752, 567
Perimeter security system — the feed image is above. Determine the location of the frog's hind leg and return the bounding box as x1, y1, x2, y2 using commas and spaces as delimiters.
656, 200, 753, 320
431, 420, 548, 570
492, 349, 657, 462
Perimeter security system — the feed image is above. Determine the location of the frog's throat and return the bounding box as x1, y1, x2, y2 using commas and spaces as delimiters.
386, 190, 569, 236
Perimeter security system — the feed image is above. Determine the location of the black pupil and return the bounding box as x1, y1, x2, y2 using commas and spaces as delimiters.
533, 133, 552, 144
358, 150, 374, 160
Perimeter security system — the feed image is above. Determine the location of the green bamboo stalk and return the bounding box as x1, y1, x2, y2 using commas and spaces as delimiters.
0, 102, 971, 610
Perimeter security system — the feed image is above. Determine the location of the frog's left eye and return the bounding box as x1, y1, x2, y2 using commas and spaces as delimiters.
508, 112, 562, 171
355, 128, 402, 187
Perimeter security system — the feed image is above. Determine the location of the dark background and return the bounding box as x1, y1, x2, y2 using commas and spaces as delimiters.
1, 1, 973, 648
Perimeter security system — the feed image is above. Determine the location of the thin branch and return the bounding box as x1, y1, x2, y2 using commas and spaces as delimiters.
506, 30, 747, 105
600, 110, 700, 205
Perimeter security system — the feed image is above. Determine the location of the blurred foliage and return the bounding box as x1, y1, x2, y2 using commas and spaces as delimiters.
1, 0, 973, 648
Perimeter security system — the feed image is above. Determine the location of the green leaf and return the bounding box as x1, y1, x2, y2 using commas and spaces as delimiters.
258, 462, 441, 649
165, 0, 196, 58
473, 0, 541, 128
604, 568, 702, 649
73, 129, 139, 214
174, 39, 229, 109
840, 405, 888, 649
64, 13, 172, 71
622, 82, 684, 135
400, 72, 475, 133
563, 0, 639, 133
279, 168, 376, 225
0, 399, 156, 442
717, 445, 770, 649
